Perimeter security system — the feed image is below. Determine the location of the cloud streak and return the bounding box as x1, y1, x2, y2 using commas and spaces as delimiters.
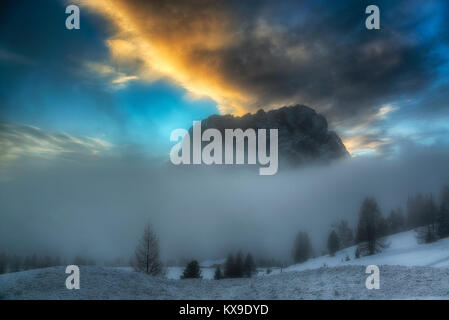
0, 121, 112, 169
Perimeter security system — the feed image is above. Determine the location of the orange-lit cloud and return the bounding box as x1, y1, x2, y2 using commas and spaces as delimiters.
78, 0, 251, 115
343, 135, 392, 156
339, 105, 398, 155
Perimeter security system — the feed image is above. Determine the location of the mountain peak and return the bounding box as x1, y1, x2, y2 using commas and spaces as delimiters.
199, 104, 349, 167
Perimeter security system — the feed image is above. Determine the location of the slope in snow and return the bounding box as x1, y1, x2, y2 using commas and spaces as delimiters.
285, 230, 449, 273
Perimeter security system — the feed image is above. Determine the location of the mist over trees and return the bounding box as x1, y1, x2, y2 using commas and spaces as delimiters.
222, 251, 257, 278
437, 186, 449, 238
2, 150, 449, 268
407, 194, 438, 230
345, 185, 449, 258
333, 220, 354, 249
0, 253, 68, 274
2, 177, 449, 275
327, 230, 340, 256
224, 252, 244, 278
244, 253, 256, 277
387, 208, 405, 235
406, 192, 445, 243
292, 231, 312, 263
0, 253, 6, 274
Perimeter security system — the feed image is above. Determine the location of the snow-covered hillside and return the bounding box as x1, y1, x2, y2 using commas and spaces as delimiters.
282, 230, 449, 274
168, 230, 449, 279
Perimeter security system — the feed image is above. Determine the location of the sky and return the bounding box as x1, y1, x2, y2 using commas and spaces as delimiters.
0, 0, 449, 168
1, 1, 449, 262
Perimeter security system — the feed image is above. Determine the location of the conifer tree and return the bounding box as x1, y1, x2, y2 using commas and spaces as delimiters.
356, 197, 387, 255
181, 260, 202, 279
244, 253, 256, 277
214, 265, 222, 280
327, 230, 340, 256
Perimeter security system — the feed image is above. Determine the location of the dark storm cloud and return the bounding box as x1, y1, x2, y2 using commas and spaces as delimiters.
220, 0, 447, 123
81, 0, 449, 126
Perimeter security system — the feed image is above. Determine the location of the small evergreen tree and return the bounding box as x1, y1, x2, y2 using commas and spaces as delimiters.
214, 265, 222, 280
243, 253, 256, 277
292, 231, 312, 263
181, 260, 202, 279
327, 230, 340, 256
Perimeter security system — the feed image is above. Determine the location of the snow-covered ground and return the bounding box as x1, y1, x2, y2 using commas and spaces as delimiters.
1, 231, 449, 299
1, 265, 449, 299
281, 230, 449, 274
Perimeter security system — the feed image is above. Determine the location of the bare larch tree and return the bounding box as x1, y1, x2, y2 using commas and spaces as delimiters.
134, 223, 162, 275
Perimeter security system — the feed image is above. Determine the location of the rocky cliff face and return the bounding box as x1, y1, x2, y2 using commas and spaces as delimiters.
197, 105, 349, 166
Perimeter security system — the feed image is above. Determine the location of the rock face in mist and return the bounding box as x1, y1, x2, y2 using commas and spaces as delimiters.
198, 105, 349, 166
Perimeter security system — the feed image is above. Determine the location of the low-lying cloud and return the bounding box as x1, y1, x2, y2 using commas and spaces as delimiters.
1, 145, 449, 263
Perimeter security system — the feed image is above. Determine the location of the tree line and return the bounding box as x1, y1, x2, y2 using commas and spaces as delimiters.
176, 252, 257, 280
0, 253, 60, 274
292, 185, 449, 263
0, 253, 98, 274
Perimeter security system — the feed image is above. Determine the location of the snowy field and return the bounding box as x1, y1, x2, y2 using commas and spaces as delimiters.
1, 265, 449, 299
1, 231, 449, 299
